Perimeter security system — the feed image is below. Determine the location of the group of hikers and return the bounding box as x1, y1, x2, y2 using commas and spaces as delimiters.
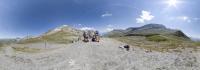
79, 30, 131, 51
82, 31, 100, 42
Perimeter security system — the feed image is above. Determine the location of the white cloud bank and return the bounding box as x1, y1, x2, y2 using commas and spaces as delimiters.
101, 12, 112, 18
170, 16, 193, 23
100, 24, 115, 33
106, 24, 114, 32
78, 24, 82, 26
177, 16, 191, 23
80, 27, 95, 30
136, 10, 154, 23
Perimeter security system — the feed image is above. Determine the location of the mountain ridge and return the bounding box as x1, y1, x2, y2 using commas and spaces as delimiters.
19, 25, 83, 44
105, 24, 190, 39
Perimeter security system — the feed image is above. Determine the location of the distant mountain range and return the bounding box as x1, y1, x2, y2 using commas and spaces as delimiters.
105, 24, 190, 40
18, 24, 191, 44
191, 37, 200, 42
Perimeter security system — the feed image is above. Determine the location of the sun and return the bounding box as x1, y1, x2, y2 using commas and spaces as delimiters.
167, 0, 178, 7
163, 0, 184, 8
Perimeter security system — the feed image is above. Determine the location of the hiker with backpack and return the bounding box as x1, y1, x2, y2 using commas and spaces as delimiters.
92, 31, 100, 42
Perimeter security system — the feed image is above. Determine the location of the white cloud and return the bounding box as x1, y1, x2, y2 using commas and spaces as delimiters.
183, 16, 188, 20
194, 18, 200, 21
105, 24, 114, 32
80, 27, 95, 30
107, 24, 114, 28
106, 28, 114, 32
182, 16, 191, 23
177, 16, 191, 23
101, 12, 112, 18
100, 24, 115, 32
136, 10, 154, 23
78, 24, 82, 26
136, 18, 145, 23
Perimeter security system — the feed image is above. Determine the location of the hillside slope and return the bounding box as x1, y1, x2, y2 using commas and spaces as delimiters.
105, 24, 189, 39
105, 24, 196, 52
19, 25, 83, 44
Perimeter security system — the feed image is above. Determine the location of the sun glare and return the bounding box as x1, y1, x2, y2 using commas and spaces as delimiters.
165, 0, 182, 7
167, 0, 178, 7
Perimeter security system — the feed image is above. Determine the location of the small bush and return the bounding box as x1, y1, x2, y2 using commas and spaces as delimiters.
146, 35, 168, 42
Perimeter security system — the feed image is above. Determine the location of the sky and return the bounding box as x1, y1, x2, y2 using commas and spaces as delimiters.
0, 0, 199, 38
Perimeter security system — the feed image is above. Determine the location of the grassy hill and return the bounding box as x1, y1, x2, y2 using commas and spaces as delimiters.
19, 25, 83, 44
114, 36, 197, 52
105, 24, 198, 52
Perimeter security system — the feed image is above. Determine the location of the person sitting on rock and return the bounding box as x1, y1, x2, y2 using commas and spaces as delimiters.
92, 31, 100, 42
92, 35, 96, 42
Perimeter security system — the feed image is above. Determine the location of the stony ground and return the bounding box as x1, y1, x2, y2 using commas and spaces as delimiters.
0, 38, 200, 70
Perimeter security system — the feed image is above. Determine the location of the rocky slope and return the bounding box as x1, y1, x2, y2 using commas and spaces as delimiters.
0, 38, 200, 70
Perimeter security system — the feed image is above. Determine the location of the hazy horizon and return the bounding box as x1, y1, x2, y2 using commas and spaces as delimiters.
0, 0, 200, 38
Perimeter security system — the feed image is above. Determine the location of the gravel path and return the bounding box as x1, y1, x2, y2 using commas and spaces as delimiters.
0, 38, 200, 70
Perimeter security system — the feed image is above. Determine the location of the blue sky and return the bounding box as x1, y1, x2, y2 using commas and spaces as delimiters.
0, 0, 199, 38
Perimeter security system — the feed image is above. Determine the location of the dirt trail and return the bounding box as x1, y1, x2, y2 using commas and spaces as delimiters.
0, 38, 200, 70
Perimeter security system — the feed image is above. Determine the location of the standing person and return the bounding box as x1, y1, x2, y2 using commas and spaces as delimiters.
83, 31, 89, 42
95, 31, 100, 42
